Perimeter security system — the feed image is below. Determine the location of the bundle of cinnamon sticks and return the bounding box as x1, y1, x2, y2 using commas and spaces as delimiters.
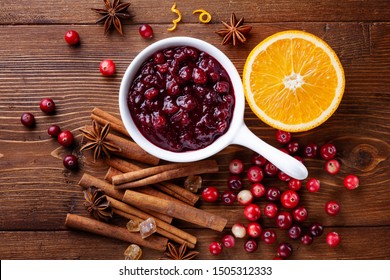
65, 107, 228, 254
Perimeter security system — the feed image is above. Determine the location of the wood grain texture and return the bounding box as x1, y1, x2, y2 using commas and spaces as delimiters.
0, 0, 389, 260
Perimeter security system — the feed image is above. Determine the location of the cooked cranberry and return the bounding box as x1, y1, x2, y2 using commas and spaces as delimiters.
139, 24, 153, 39
309, 223, 324, 237
287, 224, 302, 240
247, 166, 264, 183
201, 186, 219, 202
64, 30, 80, 45
275, 130, 292, 144
306, 178, 321, 192
247, 222, 262, 238
303, 143, 318, 158
220, 190, 237, 205
326, 232, 341, 247
222, 235, 235, 248
264, 203, 278, 218
325, 159, 341, 175
214, 81, 230, 93
264, 162, 278, 176
250, 183, 266, 198
21, 113, 36, 128
58, 130, 74, 147
192, 68, 207, 84
265, 186, 281, 202
277, 242, 293, 258
287, 141, 300, 154
275, 212, 293, 230
47, 125, 61, 138
320, 143, 337, 160
277, 170, 291, 182
144, 87, 159, 100
244, 204, 261, 221
227, 175, 243, 192
63, 154, 78, 170
344, 174, 359, 190
244, 239, 258, 253
229, 158, 244, 174
100, 59, 116, 76
325, 200, 341, 216
292, 206, 308, 222
301, 234, 313, 245
261, 229, 277, 244
288, 179, 302, 191
237, 190, 253, 205
209, 241, 223, 255
251, 153, 267, 166
40, 98, 56, 114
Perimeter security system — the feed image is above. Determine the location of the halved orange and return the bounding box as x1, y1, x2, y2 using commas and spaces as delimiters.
243, 30, 345, 132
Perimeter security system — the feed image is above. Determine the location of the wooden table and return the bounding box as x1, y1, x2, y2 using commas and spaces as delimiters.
1, 0, 389, 260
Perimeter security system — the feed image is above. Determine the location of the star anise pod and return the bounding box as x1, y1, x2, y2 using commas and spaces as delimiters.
160, 242, 199, 260
79, 120, 121, 161
83, 186, 113, 222
216, 13, 252, 46
91, 0, 132, 35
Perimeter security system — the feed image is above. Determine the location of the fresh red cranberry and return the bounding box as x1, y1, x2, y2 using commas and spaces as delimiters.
221, 235, 235, 248
287, 224, 302, 240
99, 59, 116, 76
275, 212, 293, 230
64, 30, 80, 45
244, 203, 261, 221
227, 175, 243, 192
288, 178, 302, 191
261, 229, 277, 244
306, 178, 320, 192
275, 130, 292, 144
280, 190, 300, 209
251, 153, 267, 166
343, 174, 359, 190
201, 186, 219, 202
40, 98, 56, 114
209, 241, 223, 255
264, 203, 279, 218
273, 256, 283, 260
309, 223, 324, 237
250, 183, 266, 198
247, 222, 262, 238
63, 154, 78, 170
21, 113, 36, 127
192, 67, 207, 84
292, 206, 308, 222
237, 190, 253, 205
325, 159, 341, 175
47, 125, 61, 138
277, 242, 293, 258
326, 232, 341, 247
277, 170, 291, 182
301, 234, 313, 245
244, 239, 258, 253
320, 143, 337, 160
229, 158, 244, 174
138, 24, 153, 39
247, 166, 264, 183
231, 223, 246, 238
264, 162, 278, 176
287, 141, 300, 154
325, 200, 340, 216
220, 190, 237, 205
57, 130, 74, 147
265, 186, 281, 202
303, 143, 318, 158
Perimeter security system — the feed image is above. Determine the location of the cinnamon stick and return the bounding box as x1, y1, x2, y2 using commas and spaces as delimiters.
78, 173, 173, 224
91, 107, 129, 137
65, 213, 167, 252
123, 190, 227, 232
114, 159, 219, 189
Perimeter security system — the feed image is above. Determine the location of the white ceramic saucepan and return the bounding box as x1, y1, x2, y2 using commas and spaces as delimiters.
119, 37, 308, 180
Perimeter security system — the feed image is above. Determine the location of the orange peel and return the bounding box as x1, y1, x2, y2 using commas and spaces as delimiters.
193, 9, 212, 23
167, 2, 182, 31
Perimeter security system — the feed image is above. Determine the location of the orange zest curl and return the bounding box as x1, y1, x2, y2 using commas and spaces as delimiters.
192, 9, 212, 23
167, 2, 182, 31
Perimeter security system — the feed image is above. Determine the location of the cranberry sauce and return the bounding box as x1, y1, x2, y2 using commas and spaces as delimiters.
127, 46, 235, 152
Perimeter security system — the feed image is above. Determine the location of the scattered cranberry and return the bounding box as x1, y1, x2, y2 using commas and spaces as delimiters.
201, 186, 219, 202
138, 24, 153, 39
209, 241, 223, 256
247, 222, 262, 238
247, 166, 264, 183
292, 206, 308, 222
265, 186, 281, 202
40, 98, 56, 114
232, 223, 246, 238
251, 153, 267, 166
99, 59, 116, 76
227, 175, 243, 192
309, 223, 324, 237
47, 125, 61, 138
320, 143, 337, 160
301, 234, 313, 245
326, 232, 341, 247
57, 130, 74, 147
250, 183, 266, 198
264, 162, 278, 176
63, 154, 78, 170
277, 242, 293, 258
275, 130, 292, 144
264, 203, 279, 218
287, 141, 300, 154
21, 112, 36, 128
287, 224, 302, 240
244, 204, 261, 221
275, 211, 293, 230
244, 239, 258, 253
229, 158, 244, 174
221, 234, 235, 248
64, 30, 80, 45
325, 159, 341, 175
325, 200, 341, 216
277, 170, 291, 182
220, 190, 237, 205
303, 143, 318, 158
261, 229, 277, 244
237, 190, 253, 205
344, 174, 359, 190
280, 190, 300, 209
306, 178, 320, 192
288, 179, 302, 191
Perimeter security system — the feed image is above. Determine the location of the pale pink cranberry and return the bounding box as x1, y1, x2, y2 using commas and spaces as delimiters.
325, 159, 341, 175
237, 190, 253, 205
231, 223, 246, 238
229, 158, 244, 174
